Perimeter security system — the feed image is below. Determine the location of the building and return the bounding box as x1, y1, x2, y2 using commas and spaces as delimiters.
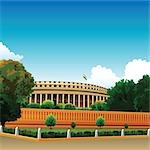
29, 81, 108, 108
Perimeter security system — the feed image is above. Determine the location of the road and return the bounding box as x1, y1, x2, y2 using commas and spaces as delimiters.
0, 135, 150, 150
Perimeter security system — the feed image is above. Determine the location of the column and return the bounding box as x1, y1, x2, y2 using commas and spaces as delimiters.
40, 94, 42, 105
87, 95, 90, 108
45, 94, 48, 100
56, 94, 59, 104
78, 95, 80, 108
68, 94, 70, 104
29, 95, 32, 103
34, 94, 37, 103
96, 96, 98, 102
51, 94, 53, 101
92, 95, 94, 104
73, 94, 75, 106
62, 94, 64, 104
83, 95, 85, 108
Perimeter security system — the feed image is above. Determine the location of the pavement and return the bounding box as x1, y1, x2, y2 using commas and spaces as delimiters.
0, 133, 150, 150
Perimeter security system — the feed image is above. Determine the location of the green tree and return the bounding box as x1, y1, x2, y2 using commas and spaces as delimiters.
95, 101, 109, 111
96, 116, 105, 128
45, 114, 56, 129
134, 75, 150, 112
0, 60, 34, 126
107, 79, 136, 111
41, 100, 54, 109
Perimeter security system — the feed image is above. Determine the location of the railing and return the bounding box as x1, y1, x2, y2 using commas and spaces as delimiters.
6, 108, 150, 126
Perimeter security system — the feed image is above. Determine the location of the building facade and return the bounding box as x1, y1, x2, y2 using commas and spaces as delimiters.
29, 81, 108, 108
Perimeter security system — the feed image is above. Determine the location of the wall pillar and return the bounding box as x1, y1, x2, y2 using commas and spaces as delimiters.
34, 94, 37, 103
92, 95, 94, 104
56, 94, 59, 104
73, 94, 75, 106
40, 94, 42, 105
83, 95, 85, 108
29, 95, 32, 103
78, 95, 80, 108
68, 94, 70, 104
51, 94, 53, 101
87, 95, 90, 108
62, 94, 64, 104
45, 94, 48, 100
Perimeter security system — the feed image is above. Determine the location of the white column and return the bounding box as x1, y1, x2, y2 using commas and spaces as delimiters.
51, 94, 53, 101
96, 96, 98, 102
45, 94, 48, 100
87, 95, 90, 108
40, 94, 42, 105
56, 94, 59, 104
29, 95, 32, 103
34, 94, 37, 103
92, 95, 94, 104
78, 95, 80, 108
83, 95, 85, 108
68, 94, 70, 104
73, 94, 75, 106
62, 94, 64, 104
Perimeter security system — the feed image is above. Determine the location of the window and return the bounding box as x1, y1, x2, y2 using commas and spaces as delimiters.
49, 85, 51, 87
54, 85, 57, 87
64, 85, 66, 87
45, 85, 47, 87
77, 86, 79, 88
73, 86, 75, 88
54, 81, 56, 83
68, 85, 70, 88
44, 81, 46, 83
59, 85, 61, 87
40, 85, 42, 87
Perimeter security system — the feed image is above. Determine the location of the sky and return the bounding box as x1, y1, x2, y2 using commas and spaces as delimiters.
0, 0, 149, 88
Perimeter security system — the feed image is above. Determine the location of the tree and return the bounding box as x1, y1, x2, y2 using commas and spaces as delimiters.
45, 114, 56, 128
0, 60, 34, 126
41, 100, 54, 109
134, 75, 150, 112
90, 101, 109, 111
96, 116, 105, 128
107, 79, 136, 111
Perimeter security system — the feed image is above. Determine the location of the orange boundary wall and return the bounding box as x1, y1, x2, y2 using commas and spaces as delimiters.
6, 108, 150, 127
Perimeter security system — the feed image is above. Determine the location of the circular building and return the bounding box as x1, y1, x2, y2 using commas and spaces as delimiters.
29, 81, 108, 108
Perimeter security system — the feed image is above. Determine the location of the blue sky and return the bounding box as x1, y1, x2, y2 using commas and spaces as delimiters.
0, 0, 149, 86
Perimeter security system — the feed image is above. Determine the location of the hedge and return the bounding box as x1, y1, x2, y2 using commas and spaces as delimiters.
2, 128, 148, 138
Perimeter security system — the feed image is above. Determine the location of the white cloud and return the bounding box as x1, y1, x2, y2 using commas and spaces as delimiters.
87, 59, 150, 88
124, 59, 150, 83
0, 42, 23, 61
87, 65, 120, 88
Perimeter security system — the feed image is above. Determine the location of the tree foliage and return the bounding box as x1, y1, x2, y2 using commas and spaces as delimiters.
134, 75, 150, 112
0, 60, 34, 126
107, 79, 136, 111
107, 75, 150, 112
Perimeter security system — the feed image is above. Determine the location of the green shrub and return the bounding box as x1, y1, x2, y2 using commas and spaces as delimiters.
45, 114, 56, 128
26, 103, 40, 108
124, 129, 147, 135
64, 103, 76, 110
3, 127, 15, 134
55, 103, 65, 109
19, 128, 37, 138
71, 121, 76, 129
96, 116, 105, 127
41, 100, 54, 109
41, 131, 67, 138
124, 123, 128, 129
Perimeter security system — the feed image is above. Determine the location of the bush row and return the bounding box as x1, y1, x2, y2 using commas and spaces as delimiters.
3, 128, 147, 138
